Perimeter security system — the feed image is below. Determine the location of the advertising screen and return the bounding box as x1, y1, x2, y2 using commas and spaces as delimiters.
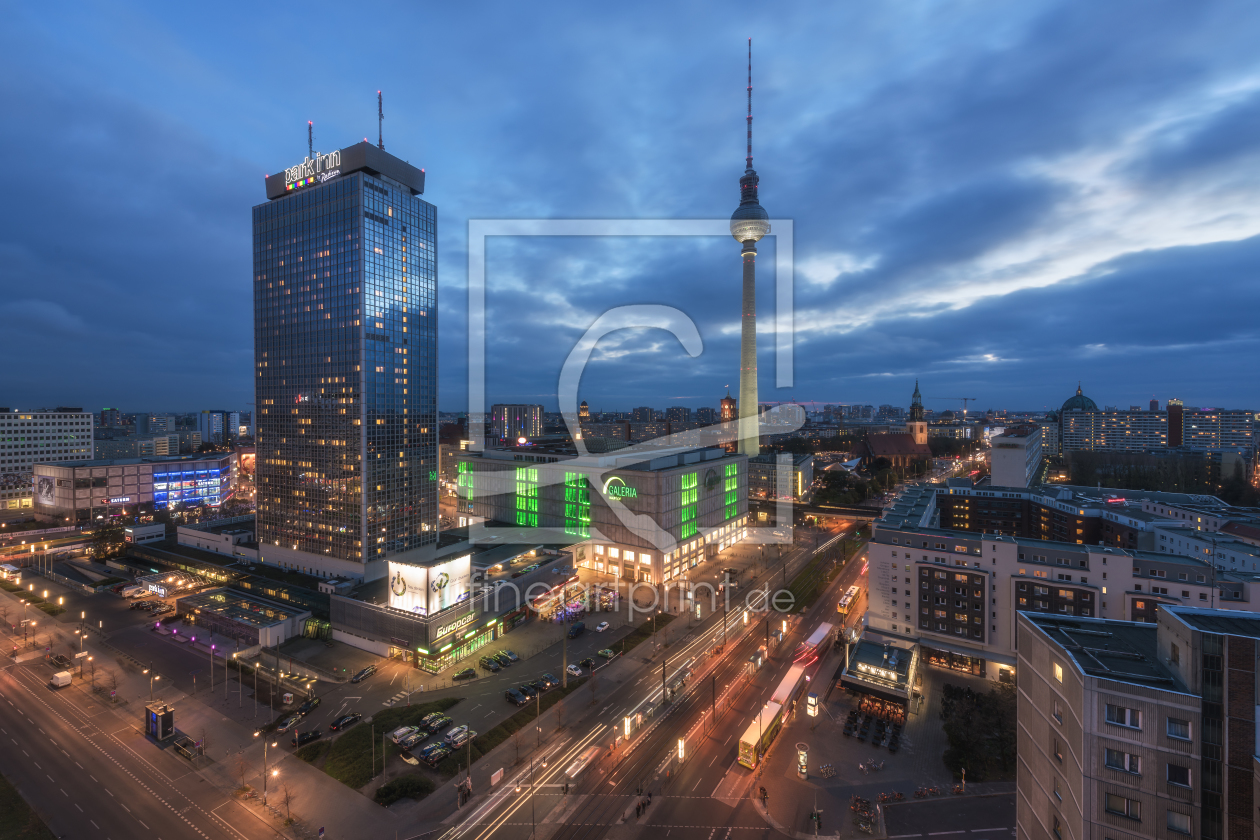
387, 562, 430, 615
426, 554, 471, 614
386, 553, 472, 616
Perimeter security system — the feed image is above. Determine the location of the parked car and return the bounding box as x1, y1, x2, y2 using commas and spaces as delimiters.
419, 712, 445, 730
594, 621, 609, 632
291, 730, 322, 748
296, 697, 321, 716
499, 649, 519, 662
390, 726, 421, 745
529, 678, 550, 694
517, 683, 538, 699
350, 665, 376, 683
597, 649, 615, 659
329, 713, 361, 731
422, 715, 453, 734
448, 728, 477, 749
505, 688, 528, 706
567, 622, 585, 639
399, 731, 427, 750
565, 664, 582, 678
453, 667, 477, 681
478, 656, 501, 673
422, 745, 451, 768
443, 725, 469, 747
50, 654, 72, 669
539, 672, 560, 689
418, 741, 447, 759
578, 657, 595, 669
492, 651, 512, 667
276, 715, 302, 733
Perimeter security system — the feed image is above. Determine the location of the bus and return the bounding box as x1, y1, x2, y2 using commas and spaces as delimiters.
837, 585, 859, 616
737, 701, 783, 769
770, 663, 809, 710
793, 622, 835, 666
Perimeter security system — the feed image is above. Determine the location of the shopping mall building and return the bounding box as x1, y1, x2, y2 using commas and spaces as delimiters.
450, 445, 750, 585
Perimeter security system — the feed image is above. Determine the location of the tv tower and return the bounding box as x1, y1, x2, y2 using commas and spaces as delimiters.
730, 38, 770, 457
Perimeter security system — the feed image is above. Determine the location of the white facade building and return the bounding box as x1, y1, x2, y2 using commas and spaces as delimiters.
989, 425, 1043, 488
0, 408, 95, 514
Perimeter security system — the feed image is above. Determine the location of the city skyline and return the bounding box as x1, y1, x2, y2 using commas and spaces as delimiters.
6, 4, 1260, 413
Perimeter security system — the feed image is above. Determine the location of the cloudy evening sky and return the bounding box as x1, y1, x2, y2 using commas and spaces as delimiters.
4, 1, 1260, 415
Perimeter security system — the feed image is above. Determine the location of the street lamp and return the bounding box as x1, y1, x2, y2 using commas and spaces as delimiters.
143, 668, 160, 700
254, 732, 279, 805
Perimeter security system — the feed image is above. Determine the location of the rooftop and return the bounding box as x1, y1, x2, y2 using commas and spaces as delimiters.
38, 454, 231, 469
177, 587, 306, 629
1024, 612, 1186, 690
1165, 605, 1260, 639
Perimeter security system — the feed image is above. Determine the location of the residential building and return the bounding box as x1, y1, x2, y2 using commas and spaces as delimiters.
254, 140, 437, 581
101, 408, 122, 428
197, 410, 229, 445
748, 453, 815, 502
696, 407, 718, 426
0, 408, 95, 515
990, 425, 1044, 488
490, 404, 542, 442
666, 406, 691, 424
1019, 604, 1260, 840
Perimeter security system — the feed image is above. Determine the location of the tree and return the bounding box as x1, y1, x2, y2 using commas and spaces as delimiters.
555, 698, 565, 730
90, 521, 125, 560
280, 781, 296, 822
235, 754, 251, 791
588, 675, 598, 706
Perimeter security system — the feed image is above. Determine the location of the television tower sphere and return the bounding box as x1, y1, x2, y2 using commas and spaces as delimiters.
730, 199, 770, 243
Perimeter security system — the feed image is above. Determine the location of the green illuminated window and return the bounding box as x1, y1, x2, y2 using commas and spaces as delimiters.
515, 466, 538, 528
680, 471, 698, 538
563, 472, 589, 537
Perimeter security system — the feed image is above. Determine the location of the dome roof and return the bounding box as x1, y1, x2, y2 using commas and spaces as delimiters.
1061, 384, 1098, 413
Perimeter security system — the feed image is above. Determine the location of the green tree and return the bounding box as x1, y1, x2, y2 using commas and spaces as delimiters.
90, 521, 125, 560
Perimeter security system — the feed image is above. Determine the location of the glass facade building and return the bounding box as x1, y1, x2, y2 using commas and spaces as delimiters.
253, 142, 437, 579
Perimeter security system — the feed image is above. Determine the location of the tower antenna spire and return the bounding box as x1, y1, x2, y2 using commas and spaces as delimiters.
308, 121, 313, 159
746, 38, 753, 172
377, 91, 384, 150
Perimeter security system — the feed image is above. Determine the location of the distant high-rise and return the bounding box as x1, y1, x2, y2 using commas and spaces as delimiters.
101, 408, 121, 428
730, 39, 770, 458
491, 404, 542, 441
631, 406, 653, 423
1168, 398, 1184, 447
198, 410, 228, 445
253, 140, 437, 580
1149, 398, 1159, 411
696, 406, 718, 425
666, 406, 691, 424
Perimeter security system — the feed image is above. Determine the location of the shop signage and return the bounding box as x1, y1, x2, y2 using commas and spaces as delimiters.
434, 612, 476, 640
99, 496, 132, 505
603, 476, 637, 499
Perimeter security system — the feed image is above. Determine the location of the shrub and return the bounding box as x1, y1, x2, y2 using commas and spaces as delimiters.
295, 740, 329, 763
374, 773, 436, 805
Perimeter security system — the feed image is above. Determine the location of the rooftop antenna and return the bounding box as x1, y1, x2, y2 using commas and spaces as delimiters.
377, 91, 385, 151
308, 121, 314, 159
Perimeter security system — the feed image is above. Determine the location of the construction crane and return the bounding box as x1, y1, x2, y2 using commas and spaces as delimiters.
928, 397, 978, 419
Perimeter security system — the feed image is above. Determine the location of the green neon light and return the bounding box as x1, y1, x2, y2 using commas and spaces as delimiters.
416, 647, 430, 655
440, 643, 453, 652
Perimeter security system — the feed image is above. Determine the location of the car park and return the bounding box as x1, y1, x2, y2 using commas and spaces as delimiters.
276, 714, 302, 732
505, 688, 528, 706
390, 726, 421, 744
329, 713, 361, 731
595, 621, 609, 632
478, 656, 501, 672
291, 729, 322, 748
499, 649, 519, 662
350, 665, 376, 683
453, 667, 477, 681
598, 649, 615, 659
565, 664, 582, 678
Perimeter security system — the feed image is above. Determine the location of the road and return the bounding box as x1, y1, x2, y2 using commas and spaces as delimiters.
0, 660, 280, 840
438, 523, 865, 839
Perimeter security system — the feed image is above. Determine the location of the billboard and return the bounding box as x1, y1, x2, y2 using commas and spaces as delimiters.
35, 476, 55, 507
387, 553, 472, 616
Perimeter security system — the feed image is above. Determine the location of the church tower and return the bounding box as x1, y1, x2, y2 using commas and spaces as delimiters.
907, 380, 927, 445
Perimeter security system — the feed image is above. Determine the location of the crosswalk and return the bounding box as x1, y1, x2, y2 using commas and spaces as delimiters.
381, 690, 412, 707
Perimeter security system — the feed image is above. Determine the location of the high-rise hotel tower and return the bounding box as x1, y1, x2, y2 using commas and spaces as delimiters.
253, 141, 437, 580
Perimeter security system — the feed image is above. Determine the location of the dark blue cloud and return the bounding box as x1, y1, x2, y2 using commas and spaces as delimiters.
2, 0, 1260, 416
